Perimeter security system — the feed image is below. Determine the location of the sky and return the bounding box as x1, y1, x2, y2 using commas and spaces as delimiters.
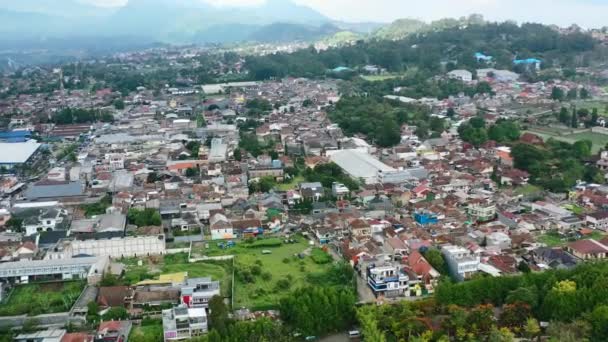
87, 0, 608, 28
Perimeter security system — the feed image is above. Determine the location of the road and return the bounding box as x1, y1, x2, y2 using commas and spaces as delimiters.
323, 243, 376, 304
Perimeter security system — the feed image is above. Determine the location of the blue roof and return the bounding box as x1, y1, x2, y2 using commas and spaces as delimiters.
514, 58, 541, 64
475, 52, 493, 61
0, 130, 31, 139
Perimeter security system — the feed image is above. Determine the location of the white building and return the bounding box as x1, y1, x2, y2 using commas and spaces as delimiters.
328, 150, 396, 185
0, 140, 41, 169
208, 138, 228, 163
48, 235, 166, 259
442, 245, 480, 281
486, 232, 512, 250
162, 305, 208, 341
0, 256, 107, 284
447, 69, 473, 82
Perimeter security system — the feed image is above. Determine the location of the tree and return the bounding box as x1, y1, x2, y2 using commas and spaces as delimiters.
113, 99, 125, 110
147, 172, 159, 183
208, 295, 229, 335
580, 87, 590, 99
446, 107, 456, 118
573, 140, 592, 158
567, 88, 578, 100
589, 305, 608, 341
487, 327, 515, 342
127, 208, 162, 227
233, 148, 242, 161
551, 86, 565, 101
422, 248, 447, 274
571, 106, 578, 128
185, 167, 198, 178
517, 261, 531, 273
103, 307, 128, 321
559, 107, 571, 124
5, 218, 22, 232
524, 318, 541, 340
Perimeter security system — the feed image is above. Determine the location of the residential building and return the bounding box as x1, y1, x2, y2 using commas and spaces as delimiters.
180, 277, 221, 308
14, 329, 66, 342
300, 182, 324, 201
567, 239, 608, 260
467, 201, 496, 222
586, 211, 608, 231
447, 69, 473, 82
209, 213, 234, 240
94, 321, 132, 342
331, 182, 349, 198
442, 245, 480, 281
162, 305, 208, 341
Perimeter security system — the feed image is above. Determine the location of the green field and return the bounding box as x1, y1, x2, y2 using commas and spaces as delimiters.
526, 129, 608, 154
199, 236, 335, 310
276, 175, 305, 191
538, 230, 606, 248
514, 184, 542, 196
360, 74, 404, 82
0, 281, 85, 316
129, 321, 163, 342
121, 253, 232, 297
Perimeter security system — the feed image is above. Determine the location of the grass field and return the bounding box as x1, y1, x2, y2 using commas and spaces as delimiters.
276, 175, 305, 191
360, 74, 404, 82
514, 184, 542, 196
129, 321, 163, 342
525, 129, 608, 154
121, 253, 233, 297
0, 281, 85, 316
538, 230, 606, 248
198, 235, 335, 310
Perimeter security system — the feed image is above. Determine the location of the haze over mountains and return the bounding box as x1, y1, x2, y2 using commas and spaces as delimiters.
0, 0, 376, 47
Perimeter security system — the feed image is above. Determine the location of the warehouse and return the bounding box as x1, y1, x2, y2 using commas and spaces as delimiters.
328, 150, 395, 184
0, 140, 41, 169
328, 149, 427, 185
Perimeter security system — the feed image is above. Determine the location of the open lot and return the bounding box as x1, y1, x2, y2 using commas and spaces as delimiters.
196, 235, 335, 310
537, 230, 606, 248
121, 253, 233, 298
0, 281, 85, 316
526, 129, 608, 154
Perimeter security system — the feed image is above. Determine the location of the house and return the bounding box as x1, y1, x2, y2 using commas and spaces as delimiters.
21, 208, 67, 236
586, 211, 608, 231
162, 305, 208, 341
209, 213, 234, 240
299, 182, 324, 201
14, 329, 66, 342
467, 200, 496, 223
406, 251, 440, 294
442, 245, 480, 281
14, 241, 37, 260
349, 219, 371, 238
70, 213, 127, 234
531, 247, 578, 269
331, 182, 349, 198
180, 277, 221, 308
567, 239, 608, 260
97, 286, 131, 309
520, 133, 544, 145
95, 320, 132, 342
365, 264, 410, 298
486, 232, 512, 250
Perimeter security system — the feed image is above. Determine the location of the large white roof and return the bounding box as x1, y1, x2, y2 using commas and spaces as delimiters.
329, 149, 395, 178
0, 140, 41, 164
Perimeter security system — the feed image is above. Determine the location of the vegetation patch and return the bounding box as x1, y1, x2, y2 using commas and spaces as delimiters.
0, 281, 85, 316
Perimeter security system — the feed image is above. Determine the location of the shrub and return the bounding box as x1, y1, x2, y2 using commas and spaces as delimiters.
275, 279, 291, 291
311, 248, 332, 264
261, 272, 272, 281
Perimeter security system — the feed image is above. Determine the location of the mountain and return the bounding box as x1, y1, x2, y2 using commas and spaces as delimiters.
249, 23, 340, 43
0, 0, 332, 46
373, 18, 428, 40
